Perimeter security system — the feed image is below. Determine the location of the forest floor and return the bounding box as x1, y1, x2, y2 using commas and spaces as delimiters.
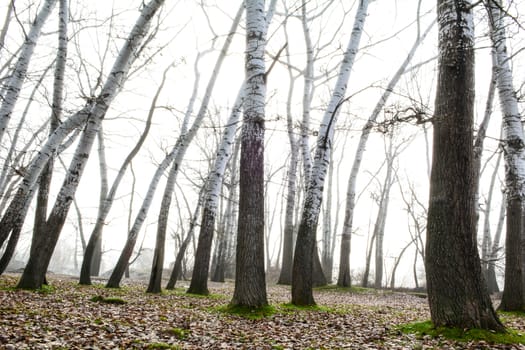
0, 273, 524, 350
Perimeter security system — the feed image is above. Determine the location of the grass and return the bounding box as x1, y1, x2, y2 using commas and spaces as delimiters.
165, 327, 190, 340
398, 320, 525, 345
216, 304, 277, 320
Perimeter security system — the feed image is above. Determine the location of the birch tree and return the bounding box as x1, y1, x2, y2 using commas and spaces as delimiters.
485, 0, 525, 312
187, 89, 243, 295
425, 0, 503, 330
230, 0, 268, 308
31, 0, 68, 281
292, 0, 369, 306
337, 9, 435, 287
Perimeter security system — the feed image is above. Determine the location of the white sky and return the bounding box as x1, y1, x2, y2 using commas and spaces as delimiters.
2, 0, 524, 287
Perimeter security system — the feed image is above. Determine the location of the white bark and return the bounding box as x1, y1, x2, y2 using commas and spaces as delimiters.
0, 0, 58, 146
303, 0, 369, 229
292, 0, 369, 304
300, 0, 314, 181
487, 0, 525, 200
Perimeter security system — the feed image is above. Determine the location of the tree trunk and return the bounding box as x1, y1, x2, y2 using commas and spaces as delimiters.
18, 115, 101, 289
486, 0, 525, 312
211, 139, 241, 283
231, 0, 268, 308
425, 0, 503, 331
292, 0, 369, 306
277, 22, 299, 285
188, 90, 244, 295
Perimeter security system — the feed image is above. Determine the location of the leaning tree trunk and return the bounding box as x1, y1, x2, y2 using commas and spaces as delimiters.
18, 115, 101, 289
292, 0, 369, 306
486, 0, 525, 312
337, 11, 434, 287
424, 0, 503, 331
230, 0, 269, 309
211, 139, 241, 283
187, 91, 244, 295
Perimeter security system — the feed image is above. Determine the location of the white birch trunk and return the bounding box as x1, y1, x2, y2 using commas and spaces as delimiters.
337, 18, 434, 287
300, 0, 314, 181
292, 0, 369, 305
187, 87, 244, 294
0, 0, 57, 146
487, 0, 525, 311
488, 2, 525, 199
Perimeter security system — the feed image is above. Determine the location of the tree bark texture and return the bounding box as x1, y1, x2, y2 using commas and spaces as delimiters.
425, 0, 503, 331
231, 0, 268, 308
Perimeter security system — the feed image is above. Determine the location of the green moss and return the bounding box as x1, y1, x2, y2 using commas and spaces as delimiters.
90, 295, 127, 304
34, 284, 55, 294
166, 327, 190, 340
216, 304, 276, 320
398, 321, 525, 345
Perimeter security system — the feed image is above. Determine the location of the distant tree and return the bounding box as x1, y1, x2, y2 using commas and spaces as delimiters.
424, 0, 503, 330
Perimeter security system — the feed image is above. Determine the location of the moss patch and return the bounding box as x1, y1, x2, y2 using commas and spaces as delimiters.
217, 304, 276, 320
398, 321, 525, 345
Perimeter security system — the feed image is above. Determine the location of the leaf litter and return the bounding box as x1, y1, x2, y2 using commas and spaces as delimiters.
1, 273, 524, 349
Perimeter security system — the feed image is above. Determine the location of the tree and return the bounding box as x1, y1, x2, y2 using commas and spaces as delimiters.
230, 0, 269, 308
485, 0, 525, 312
292, 0, 369, 306
424, 0, 503, 330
